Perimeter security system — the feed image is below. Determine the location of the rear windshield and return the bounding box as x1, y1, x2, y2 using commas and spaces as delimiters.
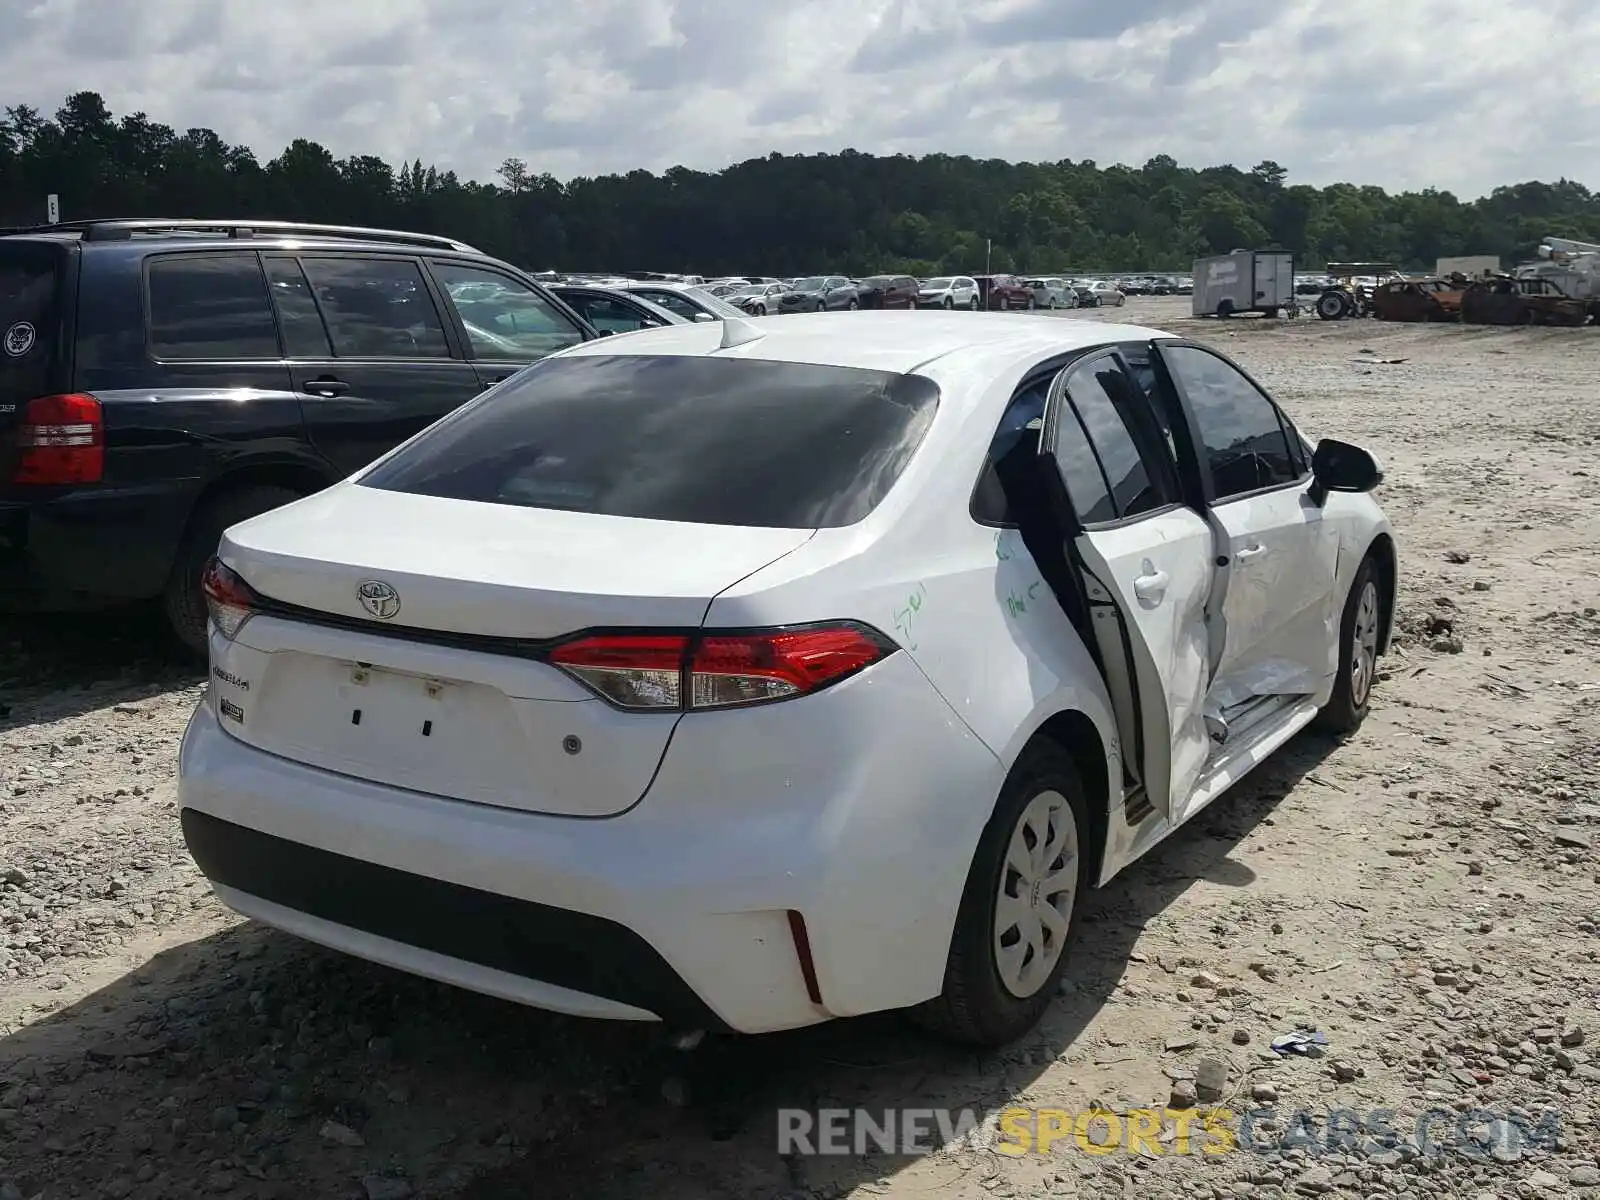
1, 241, 64, 405
359, 354, 940, 528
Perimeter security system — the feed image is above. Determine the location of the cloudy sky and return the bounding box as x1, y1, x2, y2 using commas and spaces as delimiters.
3, 0, 1597, 196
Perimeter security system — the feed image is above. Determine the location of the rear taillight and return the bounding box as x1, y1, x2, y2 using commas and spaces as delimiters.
201, 557, 260, 641
12, 393, 104, 485
545, 623, 896, 712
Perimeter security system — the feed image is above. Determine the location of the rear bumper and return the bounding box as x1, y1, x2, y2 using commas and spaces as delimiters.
177, 652, 1005, 1035
0, 482, 196, 610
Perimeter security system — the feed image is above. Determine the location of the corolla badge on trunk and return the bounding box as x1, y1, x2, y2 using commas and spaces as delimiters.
356, 579, 401, 620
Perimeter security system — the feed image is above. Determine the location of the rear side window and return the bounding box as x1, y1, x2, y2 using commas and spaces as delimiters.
298, 257, 449, 359
147, 254, 280, 360
360, 354, 940, 529
1059, 357, 1174, 521
1, 244, 63, 402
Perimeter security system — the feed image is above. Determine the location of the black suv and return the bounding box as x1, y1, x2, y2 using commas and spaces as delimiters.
0, 218, 599, 653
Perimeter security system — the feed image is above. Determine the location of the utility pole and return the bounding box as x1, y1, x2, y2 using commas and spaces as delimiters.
985, 237, 992, 274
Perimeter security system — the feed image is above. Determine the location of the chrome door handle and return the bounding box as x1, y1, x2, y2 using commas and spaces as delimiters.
1236, 544, 1268, 561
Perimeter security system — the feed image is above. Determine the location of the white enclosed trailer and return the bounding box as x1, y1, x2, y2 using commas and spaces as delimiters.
1191, 250, 1297, 317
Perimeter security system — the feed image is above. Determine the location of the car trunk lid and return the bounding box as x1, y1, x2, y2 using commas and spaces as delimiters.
213, 484, 814, 816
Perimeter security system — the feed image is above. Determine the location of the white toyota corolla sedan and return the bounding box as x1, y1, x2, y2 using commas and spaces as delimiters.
178, 311, 1395, 1048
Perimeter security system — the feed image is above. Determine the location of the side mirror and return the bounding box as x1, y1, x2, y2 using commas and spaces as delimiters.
1309, 438, 1383, 505
693, 312, 715, 323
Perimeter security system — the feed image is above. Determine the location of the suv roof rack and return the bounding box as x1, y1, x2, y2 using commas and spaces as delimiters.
1, 218, 481, 254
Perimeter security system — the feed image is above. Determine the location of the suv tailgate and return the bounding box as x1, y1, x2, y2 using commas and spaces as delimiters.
0, 238, 74, 488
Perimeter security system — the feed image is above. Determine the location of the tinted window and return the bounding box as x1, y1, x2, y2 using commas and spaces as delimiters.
434, 262, 584, 358
263, 257, 331, 358
971, 379, 1048, 525
1062, 358, 1171, 521
360, 355, 939, 529
1048, 394, 1115, 524
1162, 346, 1298, 500
564, 293, 657, 334
147, 254, 279, 360
298, 257, 448, 359
634, 289, 700, 320
0, 245, 62, 404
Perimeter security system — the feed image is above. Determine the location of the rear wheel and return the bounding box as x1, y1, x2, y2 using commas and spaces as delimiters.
163, 484, 305, 658
968, 295, 980, 310
912, 745, 1089, 1047
1316, 291, 1348, 320
1314, 556, 1383, 734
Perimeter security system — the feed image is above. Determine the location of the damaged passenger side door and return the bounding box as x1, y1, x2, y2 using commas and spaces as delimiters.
1039, 350, 1217, 826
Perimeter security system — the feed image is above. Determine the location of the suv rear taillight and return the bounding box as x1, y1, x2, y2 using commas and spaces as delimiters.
12, 394, 104, 485
13, 396, 104, 486
201, 557, 261, 641
546, 623, 896, 712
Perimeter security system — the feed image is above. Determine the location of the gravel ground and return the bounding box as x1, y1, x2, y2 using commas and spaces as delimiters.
2, 296, 1599, 1199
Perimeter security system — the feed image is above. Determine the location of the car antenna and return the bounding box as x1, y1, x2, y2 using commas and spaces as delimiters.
716, 315, 766, 350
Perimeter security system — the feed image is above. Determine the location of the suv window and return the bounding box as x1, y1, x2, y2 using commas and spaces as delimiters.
432, 262, 584, 358
147, 254, 280, 361
298, 257, 449, 359
359, 355, 940, 529
263, 256, 332, 358
1160, 345, 1299, 500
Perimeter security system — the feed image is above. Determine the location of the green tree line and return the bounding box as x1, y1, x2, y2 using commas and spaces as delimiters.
4, 91, 1598, 277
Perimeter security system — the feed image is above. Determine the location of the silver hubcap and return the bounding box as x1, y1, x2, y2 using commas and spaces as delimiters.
994, 790, 1079, 998
1350, 581, 1379, 706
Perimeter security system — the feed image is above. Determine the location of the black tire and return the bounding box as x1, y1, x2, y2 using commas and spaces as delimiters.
1314, 556, 1383, 735
1217, 299, 1235, 319
912, 744, 1091, 1048
968, 295, 980, 311
162, 484, 305, 658
847, 299, 858, 310
1316, 291, 1347, 321
943, 297, 953, 310
1026, 296, 1037, 310
815, 301, 826, 312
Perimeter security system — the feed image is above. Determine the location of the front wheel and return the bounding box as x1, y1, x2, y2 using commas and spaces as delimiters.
943, 297, 954, 309
753, 304, 766, 316
163, 484, 306, 658
815, 301, 826, 312
1314, 557, 1383, 734
847, 299, 858, 310
912, 744, 1089, 1047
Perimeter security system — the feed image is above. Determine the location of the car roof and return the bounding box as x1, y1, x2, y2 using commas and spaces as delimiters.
555, 310, 1171, 376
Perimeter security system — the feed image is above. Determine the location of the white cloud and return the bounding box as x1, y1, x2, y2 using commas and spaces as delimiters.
1, 0, 1596, 194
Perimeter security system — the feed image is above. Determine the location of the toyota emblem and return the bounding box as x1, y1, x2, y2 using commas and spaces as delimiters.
356, 579, 401, 620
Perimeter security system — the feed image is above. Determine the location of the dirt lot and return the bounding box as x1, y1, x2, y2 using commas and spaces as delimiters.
3, 296, 1599, 1200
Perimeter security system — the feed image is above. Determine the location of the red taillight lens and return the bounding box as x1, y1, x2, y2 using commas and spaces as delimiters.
12, 393, 103, 485
545, 623, 895, 712
546, 633, 690, 710
201, 557, 259, 641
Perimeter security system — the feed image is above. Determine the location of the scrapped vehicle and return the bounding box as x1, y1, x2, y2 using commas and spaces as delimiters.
855, 275, 920, 310
1460, 276, 1590, 327
547, 284, 686, 333
974, 274, 1036, 310
615, 281, 748, 323
724, 282, 787, 315
778, 276, 859, 313
0, 218, 599, 653
1023, 277, 1076, 309
180, 311, 1396, 1048
1369, 277, 1465, 323
1315, 263, 1402, 320
918, 276, 980, 309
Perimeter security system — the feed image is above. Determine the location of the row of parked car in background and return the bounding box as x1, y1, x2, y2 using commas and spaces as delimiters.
553, 270, 1200, 320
